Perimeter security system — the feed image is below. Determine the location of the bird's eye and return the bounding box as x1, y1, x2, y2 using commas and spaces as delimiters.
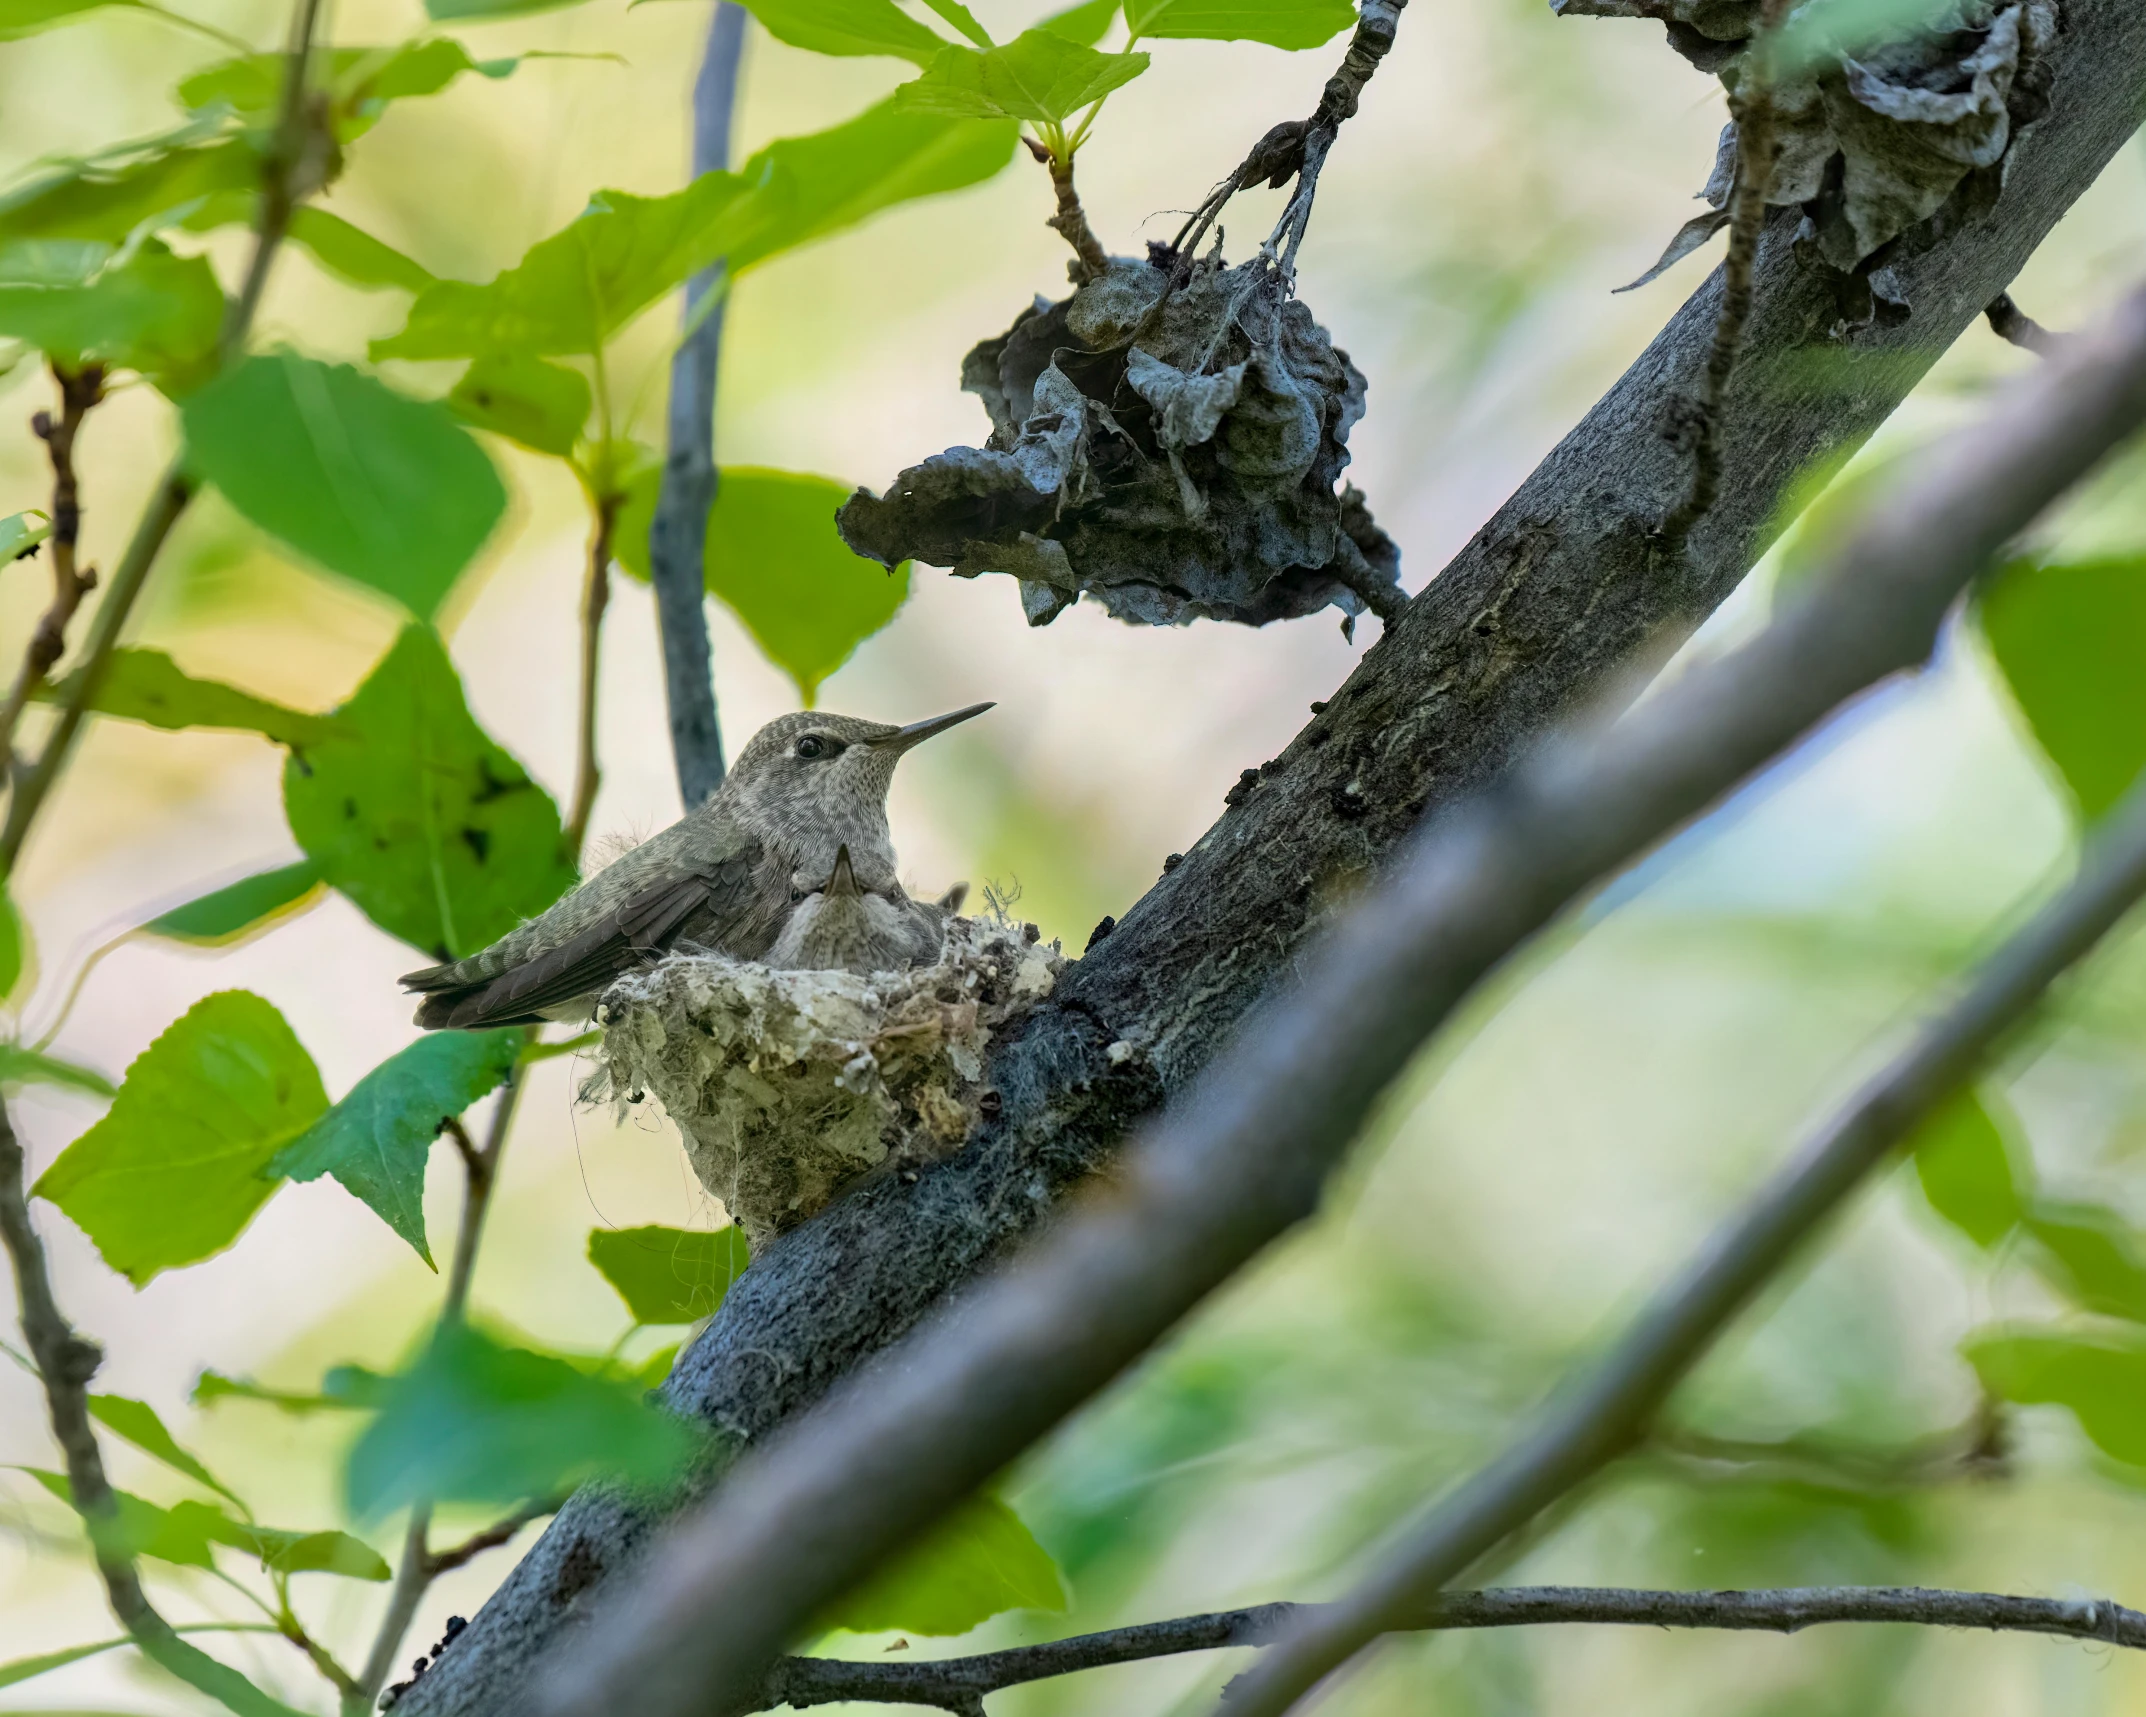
795, 735, 828, 760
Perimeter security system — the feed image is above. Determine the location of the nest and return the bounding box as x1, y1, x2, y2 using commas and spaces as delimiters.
836, 251, 1402, 630
1571, 0, 2057, 309
588, 918, 1064, 1251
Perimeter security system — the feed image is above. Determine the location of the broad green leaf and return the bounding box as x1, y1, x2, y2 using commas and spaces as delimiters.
38, 647, 336, 747
375, 99, 1016, 361
183, 352, 506, 617
0, 0, 167, 41
587, 1224, 749, 1324
0, 239, 108, 285
1966, 1327, 2146, 1467
32, 991, 326, 1285
0, 879, 23, 999
619, 466, 909, 703
87, 1394, 241, 1504
144, 861, 325, 946
1979, 557, 2146, 821
178, 41, 520, 141
1041, 0, 1120, 43
0, 1045, 112, 1097
0, 240, 223, 393
448, 352, 591, 457
283, 627, 576, 959
1910, 1089, 2023, 1249
0, 508, 51, 559
896, 31, 1149, 124
735, 0, 948, 63
289, 208, 435, 292
165, 1502, 390, 1579
0, 125, 258, 248
1123, 0, 1353, 47
343, 1323, 700, 1518
822, 1495, 1067, 1635
2025, 1200, 2146, 1323
0, 1625, 283, 1700
920, 0, 993, 47
270, 1030, 522, 1264
20, 1469, 217, 1567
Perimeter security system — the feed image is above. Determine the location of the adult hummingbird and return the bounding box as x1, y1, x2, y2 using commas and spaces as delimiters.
766, 844, 965, 975
400, 704, 992, 1030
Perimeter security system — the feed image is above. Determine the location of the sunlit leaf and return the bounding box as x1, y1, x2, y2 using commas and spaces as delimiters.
822, 1494, 1068, 1635
87, 1394, 242, 1505
895, 30, 1149, 123
38, 647, 337, 747
0, 508, 51, 559
282, 626, 577, 960
32, 991, 326, 1285
1040, 0, 1120, 43
182, 352, 506, 617
0, 879, 23, 1000
288, 208, 435, 292
1123, 0, 1352, 46
177, 40, 520, 140
1966, 1327, 2146, 1467
0, 1045, 111, 1097
2024, 1200, 2146, 1324
735, 0, 948, 63
0, 124, 258, 248
343, 1323, 700, 1519
0, 240, 223, 393
617, 466, 910, 702
587, 1224, 749, 1324
270, 1030, 522, 1264
1910, 1089, 2023, 1249
0, 0, 176, 41
167, 1503, 391, 1579
920, 0, 992, 47
144, 861, 326, 947
19, 1469, 217, 1567
448, 352, 590, 457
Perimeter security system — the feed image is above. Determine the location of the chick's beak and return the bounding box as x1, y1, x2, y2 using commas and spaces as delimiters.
876, 701, 995, 754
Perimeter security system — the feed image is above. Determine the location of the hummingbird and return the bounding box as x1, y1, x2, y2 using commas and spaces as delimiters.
766, 845, 964, 975
400, 704, 992, 1030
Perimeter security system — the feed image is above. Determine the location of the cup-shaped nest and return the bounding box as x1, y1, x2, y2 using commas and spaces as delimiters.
837, 251, 1402, 629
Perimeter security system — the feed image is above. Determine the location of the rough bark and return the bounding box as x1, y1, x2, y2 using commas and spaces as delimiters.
392, 4, 2146, 1709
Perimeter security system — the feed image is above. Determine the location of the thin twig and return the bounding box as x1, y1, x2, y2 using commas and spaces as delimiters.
565, 495, 618, 858
759, 1585, 2146, 1711
1028, 138, 1109, 281
353, 1063, 529, 1714
0, 365, 104, 763
422, 1496, 562, 1579
1987, 292, 2063, 355
1227, 782, 2146, 1712
647, 0, 745, 812
531, 282, 2146, 1717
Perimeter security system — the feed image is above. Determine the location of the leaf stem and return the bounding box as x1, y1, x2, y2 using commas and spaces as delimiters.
565, 490, 619, 859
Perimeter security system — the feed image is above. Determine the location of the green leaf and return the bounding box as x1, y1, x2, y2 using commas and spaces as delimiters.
183, 353, 506, 618
87, 1394, 242, 1505
1123, 0, 1353, 47
343, 1323, 700, 1519
618, 466, 909, 703
178, 41, 521, 141
289, 208, 435, 292
896, 31, 1149, 124
587, 1224, 749, 1324
0, 1045, 113, 1097
1979, 557, 2146, 822
192, 1369, 363, 1412
448, 352, 590, 457
919, 0, 993, 47
166, 1502, 391, 1579
630, 1341, 680, 1389
144, 861, 326, 946
0, 879, 24, 1000
2024, 1200, 2146, 1323
38, 647, 337, 746
0, 240, 223, 393
0, 0, 161, 41
1040, 0, 1120, 44
1966, 1327, 2146, 1467
735, 0, 949, 63
32, 991, 326, 1285
270, 1030, 522, 1263
0, 508, 51, 559
19, 1469, 217, 1568
282, 627, 577, 959
375, 98, 1017, 361
822, 1494, 1068, 1635
1910, 1089, 2023, 1249
0, 1626, 283, 1698
0, 124, 258, 248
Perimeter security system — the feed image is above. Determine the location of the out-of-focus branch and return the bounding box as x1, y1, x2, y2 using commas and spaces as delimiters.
1987, 292, 2063, 354
647, 1, 745, 811
423, 1496, 561, 1579
0, 365, 105, 763
757, 1585, 2146, 1712
565, 498, 618, 858
533, 283, 2146, 1717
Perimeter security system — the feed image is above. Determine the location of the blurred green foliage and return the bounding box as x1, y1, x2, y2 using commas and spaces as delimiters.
587, 1223, 749, 1324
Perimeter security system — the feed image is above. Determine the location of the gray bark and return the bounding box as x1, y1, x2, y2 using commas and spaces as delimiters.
392, 4, 2146, 1710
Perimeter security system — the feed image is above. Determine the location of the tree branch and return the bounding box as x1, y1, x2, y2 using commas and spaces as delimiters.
647, 0, 745, 811
536, 270, 2146, 1717
565, 496, 617, 858
423, 1497, 561, 1580
0, 365, 104, 764
393, 9, 2146, 1713
1987, 291, 2062, 354
755, 1585, 2146, 1711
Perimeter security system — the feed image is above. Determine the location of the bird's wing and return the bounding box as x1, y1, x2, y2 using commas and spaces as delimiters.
405, 847, 767, 1031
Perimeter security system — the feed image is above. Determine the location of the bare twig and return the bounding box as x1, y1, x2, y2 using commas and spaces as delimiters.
1987, 292, 2063, 355
423, 1496, 561, 1580
530, 283, 2146, 1717
0, 365, 104, 763
757, 1585, 2146, 1711
565, 497, 618, 858
647, 0, 745, 812
1028, 138, 1109, 282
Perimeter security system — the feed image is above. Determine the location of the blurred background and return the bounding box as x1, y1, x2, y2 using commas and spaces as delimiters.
4, 0, 2146, 1711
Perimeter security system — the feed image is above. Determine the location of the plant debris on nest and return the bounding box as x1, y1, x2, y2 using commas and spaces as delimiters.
836, 250, 1402, 629
586, 917, 1065, 1252
1562, 0, 2057, 311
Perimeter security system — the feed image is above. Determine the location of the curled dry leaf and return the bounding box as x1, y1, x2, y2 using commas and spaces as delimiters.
836, 251, 1401, 628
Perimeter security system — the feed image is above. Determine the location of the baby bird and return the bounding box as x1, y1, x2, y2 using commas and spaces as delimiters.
766, 846, 961, 975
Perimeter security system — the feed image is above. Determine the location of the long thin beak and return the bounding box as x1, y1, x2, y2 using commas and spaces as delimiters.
875, 702, 994, 754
